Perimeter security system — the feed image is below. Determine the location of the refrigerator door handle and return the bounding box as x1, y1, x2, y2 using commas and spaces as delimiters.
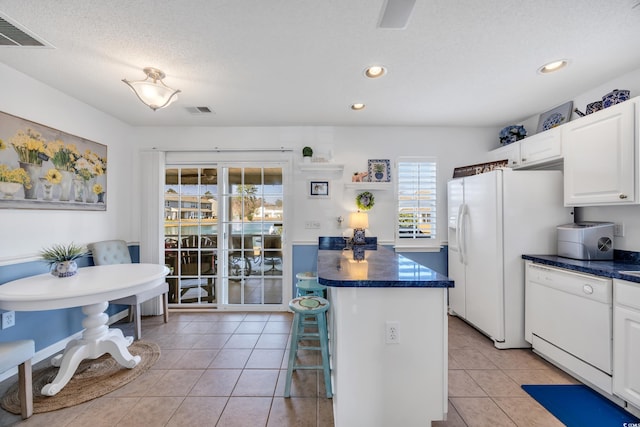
456, 204, 463, 262
458, 203, 468, 264
462, 203, 469, 264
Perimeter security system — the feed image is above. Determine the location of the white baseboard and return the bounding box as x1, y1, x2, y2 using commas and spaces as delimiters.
0, 309, 130, 383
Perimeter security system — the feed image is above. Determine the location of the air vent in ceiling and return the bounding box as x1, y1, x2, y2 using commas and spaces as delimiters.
0, 14, 51, 47
186, 106, 215, 115
378, 0, 416, 29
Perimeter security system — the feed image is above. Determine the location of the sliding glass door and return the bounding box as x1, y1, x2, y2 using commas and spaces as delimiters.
163, 162, 288, 309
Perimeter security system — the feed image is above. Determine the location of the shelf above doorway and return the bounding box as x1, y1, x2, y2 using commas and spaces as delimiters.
299, 163, 344, 173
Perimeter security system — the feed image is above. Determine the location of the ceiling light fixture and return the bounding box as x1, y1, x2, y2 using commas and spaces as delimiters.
122, 67, 181, 111
538, 59, 569, 74
364, 65, 386, 78
351, 103, 366, 110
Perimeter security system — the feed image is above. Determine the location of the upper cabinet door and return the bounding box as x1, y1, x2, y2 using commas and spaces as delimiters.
519, 127, 562, 168
563, 100, 636, 206
485, 141, 521, 168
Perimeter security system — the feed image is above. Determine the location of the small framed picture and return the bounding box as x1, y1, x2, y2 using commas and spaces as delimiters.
368, 159, 391, 182
309, 180, 329, 198
537, 101, 573, 133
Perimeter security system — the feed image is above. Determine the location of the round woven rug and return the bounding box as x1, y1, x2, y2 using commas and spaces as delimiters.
1, 340, 159, 415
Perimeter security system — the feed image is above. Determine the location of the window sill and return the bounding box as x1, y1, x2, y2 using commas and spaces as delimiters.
393, 245, 443, 253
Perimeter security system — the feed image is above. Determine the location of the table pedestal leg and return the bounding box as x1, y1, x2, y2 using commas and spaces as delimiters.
41, 301, 141, 396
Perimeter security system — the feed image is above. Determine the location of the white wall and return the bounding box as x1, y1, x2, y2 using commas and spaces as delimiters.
0, 64, 135, 261
7, 60, 639, 258
132, 125, 496, 245
516, 68, 640, 251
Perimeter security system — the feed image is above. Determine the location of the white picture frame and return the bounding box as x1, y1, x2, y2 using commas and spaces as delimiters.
536, 101, 573, 133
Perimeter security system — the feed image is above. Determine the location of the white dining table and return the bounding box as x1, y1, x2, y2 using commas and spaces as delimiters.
0, 263, 169, 396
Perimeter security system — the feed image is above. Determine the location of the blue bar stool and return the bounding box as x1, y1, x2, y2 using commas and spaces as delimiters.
284, 295, 332, 398
295, 272, 326, 297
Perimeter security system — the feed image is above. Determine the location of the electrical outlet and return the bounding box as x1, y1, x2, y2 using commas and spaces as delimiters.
385, 320, 400, 344
1, 311, 15, 329
614, 223, 625, 237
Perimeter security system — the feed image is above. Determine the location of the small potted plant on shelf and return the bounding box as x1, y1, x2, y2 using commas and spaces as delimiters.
302, 146, 313, 163
40, 242, 86, 278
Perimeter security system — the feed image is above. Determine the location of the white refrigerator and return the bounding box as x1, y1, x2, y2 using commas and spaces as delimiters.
447, 168, 571, 348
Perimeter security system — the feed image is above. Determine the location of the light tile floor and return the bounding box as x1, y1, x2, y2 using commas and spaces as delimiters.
0, 312, 579, 426
0, 312, 333, 427
436, 315, 579, 427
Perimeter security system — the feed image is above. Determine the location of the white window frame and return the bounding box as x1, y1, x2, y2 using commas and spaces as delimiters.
395, 156, 439, 251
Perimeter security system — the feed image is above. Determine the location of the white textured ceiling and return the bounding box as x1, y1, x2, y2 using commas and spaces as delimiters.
1, 0, 640, 127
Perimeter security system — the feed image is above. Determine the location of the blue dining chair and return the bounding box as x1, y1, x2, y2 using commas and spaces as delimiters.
88, 240, 169, 340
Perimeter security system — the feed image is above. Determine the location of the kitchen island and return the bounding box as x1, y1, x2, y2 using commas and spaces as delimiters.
317, 239, 453, 427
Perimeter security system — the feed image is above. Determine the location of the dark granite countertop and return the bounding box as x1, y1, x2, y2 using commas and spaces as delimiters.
522, 251, 640, 283
318, 243, 453, 288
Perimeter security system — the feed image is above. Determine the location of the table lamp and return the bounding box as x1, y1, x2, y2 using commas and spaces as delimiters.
349, 211, 369, 245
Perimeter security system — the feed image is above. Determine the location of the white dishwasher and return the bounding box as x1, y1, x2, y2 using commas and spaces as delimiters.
525, 261, 613, 393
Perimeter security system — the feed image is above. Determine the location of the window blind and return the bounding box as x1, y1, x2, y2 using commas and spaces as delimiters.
397, 158, 437, 240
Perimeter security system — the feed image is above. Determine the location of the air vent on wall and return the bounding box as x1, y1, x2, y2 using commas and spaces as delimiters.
0, 14, 51, 47
185, 106, 215, 115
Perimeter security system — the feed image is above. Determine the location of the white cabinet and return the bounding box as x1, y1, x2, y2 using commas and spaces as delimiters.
613, 279, 640, 409
486, 127, 562, 169
563, 99, 637, 206
519, 127, 562, 168
486, 142, 521, 168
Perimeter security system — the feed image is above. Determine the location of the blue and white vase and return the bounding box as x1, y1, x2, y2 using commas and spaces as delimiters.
52, 260, 78, 278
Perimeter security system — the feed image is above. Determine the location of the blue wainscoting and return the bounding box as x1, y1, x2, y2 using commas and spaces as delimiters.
398, 247, 448, 276
3, 243, 445, 351
0, 247, 138, 351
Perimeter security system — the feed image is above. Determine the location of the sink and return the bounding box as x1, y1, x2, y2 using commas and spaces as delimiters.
618, 271, 640, 277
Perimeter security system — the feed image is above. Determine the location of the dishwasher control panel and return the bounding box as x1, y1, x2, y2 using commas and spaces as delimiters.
526, 263, 612, 304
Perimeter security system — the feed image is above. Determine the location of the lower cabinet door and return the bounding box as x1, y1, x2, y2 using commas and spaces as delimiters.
613, 304, 640, 407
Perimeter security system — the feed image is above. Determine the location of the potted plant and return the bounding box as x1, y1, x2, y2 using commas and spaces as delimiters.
302, 146, 313, 163
40, 242, 86, 277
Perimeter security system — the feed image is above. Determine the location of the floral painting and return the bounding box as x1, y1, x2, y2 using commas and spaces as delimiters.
0, 111, 107, 210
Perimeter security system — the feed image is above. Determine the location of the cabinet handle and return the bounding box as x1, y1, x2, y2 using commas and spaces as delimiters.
619, 194, 628, 199
521, 158, 527, 162
512, 160, 518, 165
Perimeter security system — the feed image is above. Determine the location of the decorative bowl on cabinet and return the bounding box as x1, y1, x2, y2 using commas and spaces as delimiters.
602, 89, 630, 108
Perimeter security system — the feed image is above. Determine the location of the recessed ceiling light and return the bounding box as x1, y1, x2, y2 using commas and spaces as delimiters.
538, 59, 569, 74
351, 103, 366, 110
364, 66, 386, 78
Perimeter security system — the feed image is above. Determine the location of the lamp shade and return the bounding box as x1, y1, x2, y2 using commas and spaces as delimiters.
349, 212, 369, 229
122, 67, 181, 111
